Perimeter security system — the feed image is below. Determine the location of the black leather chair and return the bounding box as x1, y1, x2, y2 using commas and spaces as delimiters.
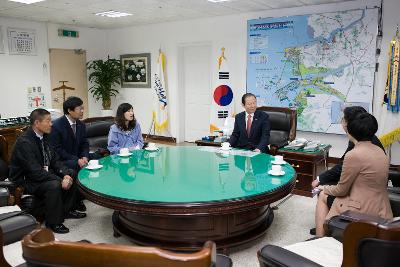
257, 107, 297, 155
83, 116, 114, 155
388, 167, 400, 216
258, 219, 400, 267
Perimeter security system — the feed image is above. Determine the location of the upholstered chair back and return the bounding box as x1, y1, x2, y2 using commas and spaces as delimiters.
257, 106, 297, 150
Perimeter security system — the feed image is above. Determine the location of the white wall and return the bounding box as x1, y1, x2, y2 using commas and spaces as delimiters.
106, 0, 400, 158
0, 18, 107, 119
0, 18, 51, 118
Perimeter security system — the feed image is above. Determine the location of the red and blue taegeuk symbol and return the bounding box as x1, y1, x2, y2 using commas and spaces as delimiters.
213, 85, 233, 106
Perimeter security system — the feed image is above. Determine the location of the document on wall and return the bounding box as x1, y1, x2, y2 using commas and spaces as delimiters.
7, 27, 37, 55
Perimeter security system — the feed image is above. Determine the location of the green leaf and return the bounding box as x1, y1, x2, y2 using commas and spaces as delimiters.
86, 56, 122, 105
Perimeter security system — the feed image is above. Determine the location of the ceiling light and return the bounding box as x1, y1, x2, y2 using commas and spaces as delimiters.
8, 0, 45, 3
95, 10, 132, 18
208, 0, 231, 2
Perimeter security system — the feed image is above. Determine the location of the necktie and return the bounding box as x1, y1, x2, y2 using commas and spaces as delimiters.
246, 114, 252, 137
71, 123, 76, 136
40, 139, 49, 166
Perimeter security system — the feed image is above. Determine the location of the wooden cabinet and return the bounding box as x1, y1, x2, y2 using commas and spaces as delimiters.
277, 145, 331, 197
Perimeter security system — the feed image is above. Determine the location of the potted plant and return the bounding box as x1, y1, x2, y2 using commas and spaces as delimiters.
87, 56, 121, 111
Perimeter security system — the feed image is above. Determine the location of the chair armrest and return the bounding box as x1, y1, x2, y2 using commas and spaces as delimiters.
0, 212, 37, 245
0, 181, 17, 192
258, 245, 323, 267
0, 187, 9, 206
389, 168, 400, 187
325, 210, 387, 241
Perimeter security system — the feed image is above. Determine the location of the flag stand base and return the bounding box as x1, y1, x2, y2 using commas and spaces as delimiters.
145, 117, 176, 143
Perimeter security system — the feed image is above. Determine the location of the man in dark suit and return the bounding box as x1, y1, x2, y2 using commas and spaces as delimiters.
9, 109, 86, 234
229, 93, 271, 153
50, 96, 89, 171
49, 96, 89, 212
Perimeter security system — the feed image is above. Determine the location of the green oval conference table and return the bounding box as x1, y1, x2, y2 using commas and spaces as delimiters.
77, 146, 296, 251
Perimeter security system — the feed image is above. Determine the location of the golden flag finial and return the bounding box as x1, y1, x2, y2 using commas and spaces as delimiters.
218, 47, 226, 70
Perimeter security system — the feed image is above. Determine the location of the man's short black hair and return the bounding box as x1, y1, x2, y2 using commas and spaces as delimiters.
63, 96, 83, 115
343, 106, 367, 124
242, 93, 256, 105
29, 108, 50, 125
347, 113, 378, 141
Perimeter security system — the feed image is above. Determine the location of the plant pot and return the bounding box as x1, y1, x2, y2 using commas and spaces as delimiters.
102, 99, 111, 110
101, 109, 114, 117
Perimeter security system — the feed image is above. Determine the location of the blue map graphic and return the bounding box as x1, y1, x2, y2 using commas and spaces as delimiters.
247, 9, 378, 134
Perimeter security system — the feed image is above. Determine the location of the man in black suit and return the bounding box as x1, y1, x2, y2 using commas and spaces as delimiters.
229, 93, 271, 153
9, 109, 86, 234
49, 96, 89, 171
49, 96, 89, 212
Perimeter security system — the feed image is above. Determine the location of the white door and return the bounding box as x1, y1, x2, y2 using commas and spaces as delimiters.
181, 45, 212, 142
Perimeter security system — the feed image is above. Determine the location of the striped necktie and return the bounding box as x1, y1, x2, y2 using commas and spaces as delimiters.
71, 123, 76, 136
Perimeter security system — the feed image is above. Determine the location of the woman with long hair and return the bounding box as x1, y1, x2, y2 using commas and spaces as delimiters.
107, 103, 144, 154
314, 112, 392, 236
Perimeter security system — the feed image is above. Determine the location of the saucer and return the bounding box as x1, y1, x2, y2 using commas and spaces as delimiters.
145, 147, 159, 151
220, 147, 232, 151
117, 152, 132, 157
271, 160, 286, 165
268, 170, 285, 176
85, 164, 103, 170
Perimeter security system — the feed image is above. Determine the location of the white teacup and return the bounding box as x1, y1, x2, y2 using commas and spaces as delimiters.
274, 155, 284, 163
148, 142, 156, 149
271, 165, 282, 174
88, 160, 99, 167
119, 147, 130, 155
221, 142, 231, 150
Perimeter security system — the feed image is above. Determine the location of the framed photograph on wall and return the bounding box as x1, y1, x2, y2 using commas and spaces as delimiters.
120, 53, 151, 88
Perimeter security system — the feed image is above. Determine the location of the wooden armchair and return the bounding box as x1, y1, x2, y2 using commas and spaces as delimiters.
21, 228, 232, 267
257, 219, 400, 267
257, 107, 297, 155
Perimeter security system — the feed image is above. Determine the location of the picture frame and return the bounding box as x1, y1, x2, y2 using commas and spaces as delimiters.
120, 53, 151, 88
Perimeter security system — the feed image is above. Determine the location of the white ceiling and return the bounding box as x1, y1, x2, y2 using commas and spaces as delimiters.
0, 0, 354, 29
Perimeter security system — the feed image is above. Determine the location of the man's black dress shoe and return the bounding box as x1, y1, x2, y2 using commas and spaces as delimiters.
309, 227, 316, 235
65, 210, 87, 219
76, 200, 87, 212
46, 223, 70, 234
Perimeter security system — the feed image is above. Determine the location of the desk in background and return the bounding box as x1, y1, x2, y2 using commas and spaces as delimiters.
195, 140, 331, 197
277, 145, 331, 197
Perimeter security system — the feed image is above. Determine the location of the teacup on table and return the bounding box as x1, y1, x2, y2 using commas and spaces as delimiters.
221, 142, 231, 150
88, 160, 99, 167
119, 148, 130, 155
271, 165, 282, 174
274, 155, 284, 163
147, 142, 157, 150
